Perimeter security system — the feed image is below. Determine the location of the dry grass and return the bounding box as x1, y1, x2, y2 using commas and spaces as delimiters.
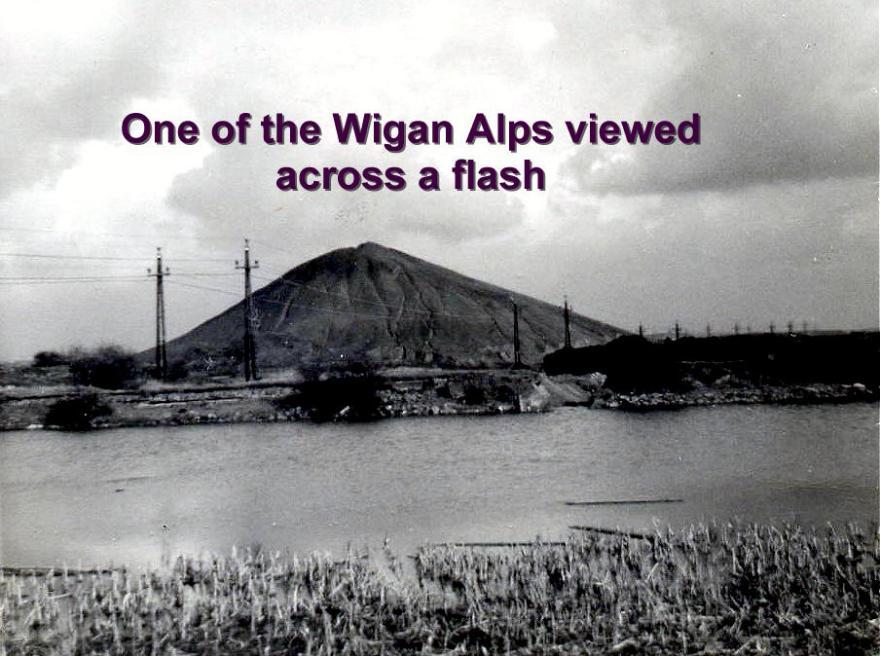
1, 523, 877, 655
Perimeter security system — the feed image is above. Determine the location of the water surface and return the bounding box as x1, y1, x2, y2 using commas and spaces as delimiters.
1, 404, 876, 567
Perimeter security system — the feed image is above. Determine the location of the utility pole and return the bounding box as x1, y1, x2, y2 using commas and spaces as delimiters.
638, 323, 644, 338
769, 321, 775, 335
147, 247, 169, 380
706, 323, 711, 338
674, 321, 681, 341
734, 322, 740, 336
512, 300, 522, 367
235, 239, 260, 381
563, 296, 572, 349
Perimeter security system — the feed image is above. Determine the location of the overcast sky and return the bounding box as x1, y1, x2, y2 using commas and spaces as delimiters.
0, 0, 877, 360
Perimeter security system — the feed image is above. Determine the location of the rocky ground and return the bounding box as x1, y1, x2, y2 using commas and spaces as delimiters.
591, 381, 878, 410
1, 365, 876, 431
0, 369, 554, 430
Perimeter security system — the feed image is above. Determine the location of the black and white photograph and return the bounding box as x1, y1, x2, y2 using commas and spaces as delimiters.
1, 1, 878, 653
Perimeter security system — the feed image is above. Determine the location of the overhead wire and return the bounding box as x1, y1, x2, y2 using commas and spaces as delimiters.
249, 273, 499, 321
0, 231, 538, 324
167, 277, 509, 325
0, 251, 235, 263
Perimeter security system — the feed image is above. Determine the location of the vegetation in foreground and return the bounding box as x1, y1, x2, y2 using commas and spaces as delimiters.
1, 524, 877, 655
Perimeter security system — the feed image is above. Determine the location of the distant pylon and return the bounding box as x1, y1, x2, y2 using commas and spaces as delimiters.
638, 324, 644, 338
512, 300, 522, 366
563, 296, 572, 349
734, 322, 740, 336
706, 323, 711, 338
147, 247, 169, 380
235, 239, 260, 381
674, 321, 681, 341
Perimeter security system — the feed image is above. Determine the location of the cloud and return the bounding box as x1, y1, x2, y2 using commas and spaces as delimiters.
0, 0, 876, 359
166, 129, 528, 251
564, 0, 879, 195
0, 3, 170, 197
480, 176, 879, 335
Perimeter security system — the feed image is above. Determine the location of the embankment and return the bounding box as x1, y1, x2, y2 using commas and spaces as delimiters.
0, 370, 553, 431
2, 367, 876, 431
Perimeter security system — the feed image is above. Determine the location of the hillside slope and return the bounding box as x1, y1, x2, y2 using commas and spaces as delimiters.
164, 242, 624, 369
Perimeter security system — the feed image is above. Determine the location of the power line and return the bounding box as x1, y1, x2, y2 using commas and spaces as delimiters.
165, 278, 500, 323
174, 272, 241, 278
1, 224, 304, 265
0, 278, 149, 286
166, 279, 243, 297
0, 251, 231, 263
0, 274, 149, 281
0, 276, 141, 282
0, 252, 153, 262
0, 258, 578, 334
251, 273, 437, 315
250, 273, 505, 321
0, 244, 567, 340
0, 272, 237, 286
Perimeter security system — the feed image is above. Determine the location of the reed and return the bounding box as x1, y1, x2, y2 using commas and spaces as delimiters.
1, 523, 877, 654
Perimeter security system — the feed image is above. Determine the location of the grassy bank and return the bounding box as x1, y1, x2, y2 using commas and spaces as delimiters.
2, 523, 877, 654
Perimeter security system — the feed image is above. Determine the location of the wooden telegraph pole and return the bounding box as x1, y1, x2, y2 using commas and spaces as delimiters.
147, 247, 169, 380
236, 239, 260, 381
563, 296, 572, 349
512, 300, 522, 367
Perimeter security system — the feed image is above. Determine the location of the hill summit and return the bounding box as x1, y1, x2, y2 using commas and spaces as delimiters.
166, 242, 624, 370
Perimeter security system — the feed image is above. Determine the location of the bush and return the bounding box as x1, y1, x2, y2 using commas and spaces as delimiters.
44, 393, 113, 430
69, 346, 141, 389
463, 384, 487, 405
275, 374, 386, 422
495, 384, 518, 404
32, 350, 68, 367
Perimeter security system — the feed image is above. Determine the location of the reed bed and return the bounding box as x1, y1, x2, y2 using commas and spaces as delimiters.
1, 524, 877, 655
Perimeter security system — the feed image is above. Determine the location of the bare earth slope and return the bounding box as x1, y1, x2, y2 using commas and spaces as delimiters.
165, 242, 624, 369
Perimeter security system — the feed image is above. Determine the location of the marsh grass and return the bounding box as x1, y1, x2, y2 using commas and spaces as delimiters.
1, 523, 877, 655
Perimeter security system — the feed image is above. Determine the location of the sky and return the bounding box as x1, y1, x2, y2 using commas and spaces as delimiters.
0, 0, 877, 360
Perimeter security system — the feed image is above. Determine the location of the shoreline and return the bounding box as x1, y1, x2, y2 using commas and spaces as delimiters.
593, 381, 878, 411
1, 369, 876, 431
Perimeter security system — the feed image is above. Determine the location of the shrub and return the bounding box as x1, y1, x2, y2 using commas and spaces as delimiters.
69, 346, 141, 389
275, 373, 386, 422
463, 384, 487, 405
32, 350, 68, 367
44, 393, 112, 430
495, 384, 518, 404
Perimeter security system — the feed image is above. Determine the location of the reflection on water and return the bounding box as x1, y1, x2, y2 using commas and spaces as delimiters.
1, 403, 877, 568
